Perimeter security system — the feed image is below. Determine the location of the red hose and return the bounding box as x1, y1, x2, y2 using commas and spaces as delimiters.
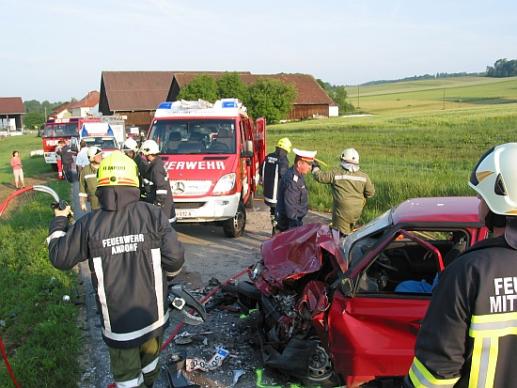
161, 267, 250, 351
0, 336, 21, 388
0, 186, 33, 217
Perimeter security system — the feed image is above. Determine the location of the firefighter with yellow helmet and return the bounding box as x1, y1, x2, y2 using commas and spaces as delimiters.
261, 137, 292, 233
47, 151, 185, 388
405, 143, 517, 387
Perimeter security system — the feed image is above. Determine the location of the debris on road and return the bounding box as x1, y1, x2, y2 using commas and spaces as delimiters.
186, 347, 230, 372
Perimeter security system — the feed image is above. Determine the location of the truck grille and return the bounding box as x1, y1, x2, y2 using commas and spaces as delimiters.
174, 202, 206, 209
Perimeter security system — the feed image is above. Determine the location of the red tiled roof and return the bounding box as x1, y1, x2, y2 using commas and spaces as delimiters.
0, 97, 24, 115
68, 91, 99, 109
100, 71, 335, 112
50, 102, 71, 116
101, 71, 175, 111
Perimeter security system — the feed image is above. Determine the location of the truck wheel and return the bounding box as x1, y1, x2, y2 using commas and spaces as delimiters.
223, 201, 246, 238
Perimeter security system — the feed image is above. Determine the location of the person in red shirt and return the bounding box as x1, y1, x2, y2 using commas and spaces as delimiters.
10, 150, 25, 189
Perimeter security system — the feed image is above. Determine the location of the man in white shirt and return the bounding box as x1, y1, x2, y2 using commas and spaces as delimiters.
75, 140, 89, 173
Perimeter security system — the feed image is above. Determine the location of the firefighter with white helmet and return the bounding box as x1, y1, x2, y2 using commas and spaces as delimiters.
261, 137, 292, 233
47, 152, 185, 387
405, 143, 517, 387
78, 146, 103, 211
123, 137, 149, 196
312, 147, 375, 235
140, 139, 177, 224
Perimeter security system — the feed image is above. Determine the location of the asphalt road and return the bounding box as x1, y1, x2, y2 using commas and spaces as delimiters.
70, 183, 330, 387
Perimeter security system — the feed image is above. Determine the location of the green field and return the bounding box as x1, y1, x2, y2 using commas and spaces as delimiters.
0, 136, 80, 387
270, 77, 517, 223
346, 76, 517, 114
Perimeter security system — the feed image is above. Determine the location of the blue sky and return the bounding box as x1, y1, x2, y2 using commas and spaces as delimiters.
1, 0, 516, 101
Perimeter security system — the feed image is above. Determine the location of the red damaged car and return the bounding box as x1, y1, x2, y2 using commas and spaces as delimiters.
237, 197, 488, 386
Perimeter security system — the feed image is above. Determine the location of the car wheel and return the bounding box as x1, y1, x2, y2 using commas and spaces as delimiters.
304, 343, 336, 385
222, 201, 246, 238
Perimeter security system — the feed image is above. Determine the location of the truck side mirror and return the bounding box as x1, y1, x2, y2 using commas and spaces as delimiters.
241, 140, 254, 158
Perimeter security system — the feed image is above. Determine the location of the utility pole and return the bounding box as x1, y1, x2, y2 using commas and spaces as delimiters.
44, 106, 47, 122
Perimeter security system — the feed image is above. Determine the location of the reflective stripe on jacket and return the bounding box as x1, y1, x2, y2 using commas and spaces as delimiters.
262, 149, 289, 207
142, 157, 176, 223
79, 164, 100, 209
407, 236, 517, 388
312, 166, 374, 234
47, 187, 184, 348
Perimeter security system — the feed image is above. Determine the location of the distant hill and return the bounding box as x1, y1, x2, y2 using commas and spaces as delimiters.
345, 76, 517, 115
359, 72, 486, 87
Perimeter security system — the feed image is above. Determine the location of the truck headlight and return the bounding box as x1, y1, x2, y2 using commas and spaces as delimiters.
213, 173, 236, 195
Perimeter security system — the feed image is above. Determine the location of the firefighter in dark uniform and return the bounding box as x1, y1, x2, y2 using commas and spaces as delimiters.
47, 151, 185, 388
405, 143, 517, 387
78, 146, 102, 211
276, 148, 316, 232
261, 137, 292, 233
140, 139, 177, 224
312, 147, 375, 236
56, 139, 77, 182
123, 138, 149, 200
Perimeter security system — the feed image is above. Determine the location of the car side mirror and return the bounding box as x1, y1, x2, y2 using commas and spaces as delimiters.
339, 277, 354, 297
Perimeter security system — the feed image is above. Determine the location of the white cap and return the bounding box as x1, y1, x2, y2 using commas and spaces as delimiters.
293, 148, 317, 162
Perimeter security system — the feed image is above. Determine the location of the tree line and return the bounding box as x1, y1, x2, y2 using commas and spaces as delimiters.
23, 99, 65, 129
486, 58, 517, 78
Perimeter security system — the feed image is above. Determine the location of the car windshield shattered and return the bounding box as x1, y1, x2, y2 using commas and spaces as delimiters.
149, 119, 236, 154
343, 209, 392, 267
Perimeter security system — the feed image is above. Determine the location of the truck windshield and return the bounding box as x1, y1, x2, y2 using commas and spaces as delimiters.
83, 137, 118, 149
150, 119, 236, 154
43, 123, 77, 137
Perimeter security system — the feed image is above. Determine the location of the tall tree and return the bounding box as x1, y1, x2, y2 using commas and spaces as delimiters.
178, 75, 218, 102
317, 79, 355, 114
216, 72, 248, 101
486, 58, 517, 77
246, 78, 297, 122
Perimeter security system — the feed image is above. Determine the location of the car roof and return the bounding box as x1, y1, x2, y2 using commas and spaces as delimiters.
392, 196, 481, 226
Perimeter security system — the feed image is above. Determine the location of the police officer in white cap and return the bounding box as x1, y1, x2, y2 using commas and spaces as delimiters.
276, 148, 316, 232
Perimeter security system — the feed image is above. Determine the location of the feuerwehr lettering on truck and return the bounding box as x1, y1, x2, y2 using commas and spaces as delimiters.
164, 161, 226, 170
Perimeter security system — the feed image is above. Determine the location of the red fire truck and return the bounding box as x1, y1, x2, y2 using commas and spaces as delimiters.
147, 99, 266, 237
42, 117, 102, 168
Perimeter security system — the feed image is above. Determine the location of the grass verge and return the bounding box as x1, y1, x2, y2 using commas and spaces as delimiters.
268, 105, 517, 223
0, 136, 81, 387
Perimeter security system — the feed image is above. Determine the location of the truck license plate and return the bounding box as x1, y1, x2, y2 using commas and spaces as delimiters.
176, 209, 192, 218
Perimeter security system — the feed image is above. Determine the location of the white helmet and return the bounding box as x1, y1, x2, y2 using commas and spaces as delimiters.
140, 139, 160, 155
87, 146, 102, 161
123, 138, 138, 152
340, 148, 359, 164
469, 143, 517, 215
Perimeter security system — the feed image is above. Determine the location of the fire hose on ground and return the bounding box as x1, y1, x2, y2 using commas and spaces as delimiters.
1, 186, 250, 386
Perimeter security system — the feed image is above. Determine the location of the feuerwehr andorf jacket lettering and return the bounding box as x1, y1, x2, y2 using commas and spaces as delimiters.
47, 186, 184, 349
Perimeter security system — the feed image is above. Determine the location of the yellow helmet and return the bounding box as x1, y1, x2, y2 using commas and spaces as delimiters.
276, 137, 292, 153
97, 151, 139, 187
